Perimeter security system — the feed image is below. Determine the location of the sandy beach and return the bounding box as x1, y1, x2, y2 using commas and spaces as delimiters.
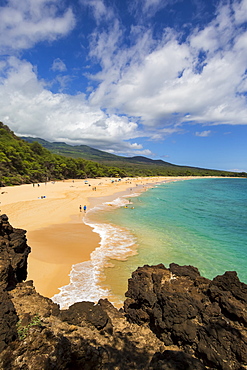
0, 176, 173, 298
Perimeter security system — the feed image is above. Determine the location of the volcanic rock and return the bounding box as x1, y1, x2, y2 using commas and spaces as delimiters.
124, 263, 247, 369
0, 214, 31, 353
0, 215, 247, 369
0, 290, 18, 352
0, 214, 31, 290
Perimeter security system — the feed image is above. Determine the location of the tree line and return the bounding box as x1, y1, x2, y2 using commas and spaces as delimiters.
0, 123, 126, 186
0, 122, 245, 186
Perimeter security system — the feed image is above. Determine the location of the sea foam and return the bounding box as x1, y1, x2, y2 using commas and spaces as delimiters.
52, 197, 138, 309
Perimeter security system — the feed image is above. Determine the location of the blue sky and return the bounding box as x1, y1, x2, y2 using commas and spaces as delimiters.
0, 0, 247, 172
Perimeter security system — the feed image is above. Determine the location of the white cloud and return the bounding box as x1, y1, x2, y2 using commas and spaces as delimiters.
88, 0, 247, 129
53, 75, 73, 93
0, 0, 75, 53
149, 127, 183, 140
0, 57, 143, 154
195, 130, 211, 137
132, 149, 153, 156
129, 0, 179, 18
88, 20, 123, 72
80, 0, 114, 24
233, 0, 247, 24
190, 3, 235, 54
1, 0, 247, 157
230, 168, 247, 173
51, 58, 67, 72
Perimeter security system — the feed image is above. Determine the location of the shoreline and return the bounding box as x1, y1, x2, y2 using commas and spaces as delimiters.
0, 177, 171, 298
0, 176, 225, 303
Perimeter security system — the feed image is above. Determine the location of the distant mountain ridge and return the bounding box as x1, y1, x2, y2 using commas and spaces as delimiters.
20, 135, 246, 177
21, 136, 175, 165
0, 121, 245, 187
21, 137, 122, 162
20, 136, 198, 169
0, 122, 128, 185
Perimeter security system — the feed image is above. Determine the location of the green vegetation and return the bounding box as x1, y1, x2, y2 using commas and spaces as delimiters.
0, 122, 127, 186
17, 315, 42, 340
21, 136, 123, 162
0, 122, 245, 186
21, 134, 247, 179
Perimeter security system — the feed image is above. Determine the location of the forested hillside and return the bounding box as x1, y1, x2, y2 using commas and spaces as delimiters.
22, 135, 246, 179
0, 122, 126, 185
0, 122, 245, 186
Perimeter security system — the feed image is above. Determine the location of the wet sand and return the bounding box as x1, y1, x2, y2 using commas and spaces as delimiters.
0, 177, 169, 297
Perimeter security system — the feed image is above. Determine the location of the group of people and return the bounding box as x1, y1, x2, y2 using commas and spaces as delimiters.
79, 205, 87, 213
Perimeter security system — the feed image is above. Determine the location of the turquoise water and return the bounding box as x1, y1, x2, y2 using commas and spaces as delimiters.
99, 178, 247, 302
52, 178, 247, 308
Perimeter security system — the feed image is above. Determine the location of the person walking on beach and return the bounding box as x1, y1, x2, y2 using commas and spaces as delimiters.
79, 205, 82, 212
83, 205, 87, 213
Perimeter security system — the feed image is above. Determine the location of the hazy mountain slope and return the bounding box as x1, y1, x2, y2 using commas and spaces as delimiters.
21, 137, 129, 162
0, 124, 243, 186
21, 136, 240, 177
0, 123, 126, 185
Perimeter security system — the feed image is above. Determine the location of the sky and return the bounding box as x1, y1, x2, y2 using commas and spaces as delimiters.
0, 0, 247, 172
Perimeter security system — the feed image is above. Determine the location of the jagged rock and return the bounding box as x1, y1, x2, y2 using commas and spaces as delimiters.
0, 290, 18, 352
5, 286, 166, 370
1, 215, 247, 369
60, 301, 113, 333
209, 271, 247, 325
0, 214, 31, 352
149, 350, 206, 370
0, 214, 30, 290
124, 263, 247, 370
0, 216, 167, 369
10, 280, 60, 319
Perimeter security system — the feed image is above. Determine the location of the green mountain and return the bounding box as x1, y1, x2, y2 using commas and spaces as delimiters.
21, 137, 126, 162
21, 136, 179, 166
0, 122, 127, 186
19, 137, 197, 169
21, 136, 246, 178
0, 122, 245, 186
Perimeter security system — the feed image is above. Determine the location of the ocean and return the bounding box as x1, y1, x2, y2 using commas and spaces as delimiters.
52, 178, 247, 308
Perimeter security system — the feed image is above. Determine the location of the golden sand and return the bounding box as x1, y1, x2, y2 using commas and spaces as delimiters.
0, 177, 171, 297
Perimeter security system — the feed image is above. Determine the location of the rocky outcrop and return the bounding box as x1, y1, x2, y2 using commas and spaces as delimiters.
0, 291, 18, 352
3, 286, 166, 370
0, 215, 246, 369
124, 263, 247, 370
0, 216, 166, 369
0, 214, 30, 290
59, 300, 114, 333
0, 214, 31, 353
